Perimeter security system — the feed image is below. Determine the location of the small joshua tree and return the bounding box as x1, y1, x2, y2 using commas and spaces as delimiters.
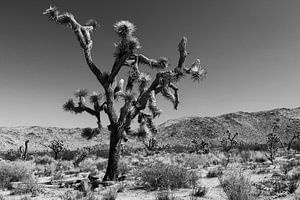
265, 122, 281, 165
48, 139, 65, 160
191, 139, 210, 154
284, 118, 300, 151
220, 130, 238, 166
43, 6, 206, 181
19, 140, 29, 161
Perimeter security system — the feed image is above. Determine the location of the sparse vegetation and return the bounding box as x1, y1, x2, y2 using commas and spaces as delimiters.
219, 165, 253, 200
102, 188, 118, 200
0, 160, 34, 189
190, 185, 208, 198
155, 190, 177, 200
139, 161, 198, 190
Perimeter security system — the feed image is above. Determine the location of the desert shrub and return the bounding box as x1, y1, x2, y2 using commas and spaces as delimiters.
78, 158, 97, 172
2, 149, 20, 161
59, 190, 84, 200
81, 127, 100, 140
11, 177, 41, 196
219, 166, 253, 200
289, 170, 300, 182
0, 194, 5, 200
155, 190, 177, 200
206, 168, 222, 178
96, 159, 107, 171
139, 161, 198, 190
190, 185, 208, 198
288, 180, 299, 194
34, 155, 55, 165
57, 160, 74, 171
240, 151, 251, 163
20, 197, 32, 200
0, 160, 34, 189
183, 154, 201, 169
252, 152, 267, 163
59, 149, 77, 161
102, 188, 118, 200
35, 162, 57, 177
118, 160, 131, 175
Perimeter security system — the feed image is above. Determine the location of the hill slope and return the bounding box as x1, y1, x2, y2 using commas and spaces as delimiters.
1, 107, 300, 152
157, 107, 300, 147
0, 126, 110, 152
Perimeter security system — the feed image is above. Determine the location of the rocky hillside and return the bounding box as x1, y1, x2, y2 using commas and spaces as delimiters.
157, 107, 300, 147
0, 126, 110, 152
1, 107, 300, 152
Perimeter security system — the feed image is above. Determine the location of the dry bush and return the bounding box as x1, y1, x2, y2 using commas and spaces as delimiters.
118, 160, 131, 176
20, 197, 32, 200
206, 167, 223, 178
102, 188, 118, 200
155, 190, 177, 200
0, 194, 5, 200
59, 190, 84, 200
139, 161, 198, 190
57, 160, 74, 171
78, 157, 107, 172
78, 158, 98, 172
219, 165, 253, 200
35, 162, 57, 177
11, 177, 42, 196
190, 185, 208, 198
0, 160, 35, 189
34, 155, 55, 165
252, 151, 267, 163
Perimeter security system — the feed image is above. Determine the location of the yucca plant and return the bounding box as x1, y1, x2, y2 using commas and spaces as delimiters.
44, 6, 207, 181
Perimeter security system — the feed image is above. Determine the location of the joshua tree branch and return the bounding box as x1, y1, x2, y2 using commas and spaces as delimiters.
43, 6, 105, 87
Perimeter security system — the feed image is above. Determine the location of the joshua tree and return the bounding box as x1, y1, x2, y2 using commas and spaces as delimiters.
48, 139, 65, 160
220, 129, 238, 166
284, 118, 300, 151
265, 122, 281, 164
19, 140, 29, 160
43, 6, 207, 181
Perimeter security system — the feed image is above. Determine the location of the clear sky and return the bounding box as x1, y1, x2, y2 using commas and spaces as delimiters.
0, 0, 300, 128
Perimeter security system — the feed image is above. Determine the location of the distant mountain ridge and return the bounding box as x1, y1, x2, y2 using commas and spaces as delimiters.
1, 107, 300, 151
157, 107, 300, 147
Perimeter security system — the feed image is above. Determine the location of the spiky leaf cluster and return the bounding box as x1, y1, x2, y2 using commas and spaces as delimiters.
113, 21, 141, 58
89, 92, 102, 104
63, 99, 75, 112
185, 59, 207, 82
74, 88, 89, 98
113, 21, 136, 38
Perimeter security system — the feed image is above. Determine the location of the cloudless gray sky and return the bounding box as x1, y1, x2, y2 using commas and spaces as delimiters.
0, 0, 300, 128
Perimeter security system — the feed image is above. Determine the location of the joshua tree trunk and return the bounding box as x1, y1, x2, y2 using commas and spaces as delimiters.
103, 125, 122, 181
